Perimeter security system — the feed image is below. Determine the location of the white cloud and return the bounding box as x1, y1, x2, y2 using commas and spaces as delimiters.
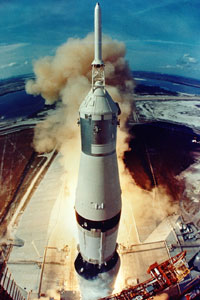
162, 64, 176, 69
0, 43, 29, 54
125, 39, 198, 48
0, 62, 17, 69
144, 40, 195, 46
129, 0, 187, 17
0, 60, 29, 70
177, 53, 198, 68
161, 54, 199, 71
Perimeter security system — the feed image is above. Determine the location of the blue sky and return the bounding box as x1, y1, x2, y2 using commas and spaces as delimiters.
0, 0, 200, 79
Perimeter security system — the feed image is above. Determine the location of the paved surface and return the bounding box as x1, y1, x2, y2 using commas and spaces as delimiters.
8, 153, 74, 293
7, 150, 193, 299
114, 241, 170, 293
7, 148, 143, 299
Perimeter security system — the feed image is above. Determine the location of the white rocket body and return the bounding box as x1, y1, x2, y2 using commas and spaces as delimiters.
92, 3, 104, 66
75, 3, 121, 279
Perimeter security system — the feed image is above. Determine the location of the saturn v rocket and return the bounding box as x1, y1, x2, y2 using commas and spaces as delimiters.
74, 2, 122, 279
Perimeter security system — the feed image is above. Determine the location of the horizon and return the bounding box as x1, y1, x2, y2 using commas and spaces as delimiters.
2, 70, 200, 84
0, 0, 200, 80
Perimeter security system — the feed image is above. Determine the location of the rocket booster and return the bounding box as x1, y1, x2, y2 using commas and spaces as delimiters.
74, 3, 121, 279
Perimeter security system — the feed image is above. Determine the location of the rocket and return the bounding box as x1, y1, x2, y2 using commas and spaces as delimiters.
74, 2, 122, 279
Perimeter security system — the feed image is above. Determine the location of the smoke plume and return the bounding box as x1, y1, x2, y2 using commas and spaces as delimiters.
153, 293, 169, 300
26, 34, 133, 153
26, 32, 178, 232
79, 273, 117, 300
26, 33, 178, 297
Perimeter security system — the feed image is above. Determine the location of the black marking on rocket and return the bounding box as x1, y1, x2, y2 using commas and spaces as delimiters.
74, 251, 119, 280
75, 212, 121, 232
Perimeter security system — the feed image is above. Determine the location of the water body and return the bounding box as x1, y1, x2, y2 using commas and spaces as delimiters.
135, 78, 200, 95
133, 71, 200, 95
0, 90, 44, 121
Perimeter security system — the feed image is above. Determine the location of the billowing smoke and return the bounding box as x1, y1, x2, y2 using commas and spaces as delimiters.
79, 273, 117, 300
26, 34, 133, 153
153, 293, 169, 300
25, 31, 137, 217
26, 33, 178, 298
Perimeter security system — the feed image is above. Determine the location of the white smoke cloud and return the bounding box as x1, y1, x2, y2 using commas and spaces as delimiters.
26, 33, 178, 298
26, 32, 178, 234
79, 273, 117, 300
26, 33, 134, 153
153, 293, 169, 300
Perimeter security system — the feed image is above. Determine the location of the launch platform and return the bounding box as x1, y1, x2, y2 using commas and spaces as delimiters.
2, 150, 199, 300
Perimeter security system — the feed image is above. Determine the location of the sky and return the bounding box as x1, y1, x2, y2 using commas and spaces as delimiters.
0, 0, 200, 79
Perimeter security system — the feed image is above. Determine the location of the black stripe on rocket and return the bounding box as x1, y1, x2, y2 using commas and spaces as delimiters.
75, 211, 121, 232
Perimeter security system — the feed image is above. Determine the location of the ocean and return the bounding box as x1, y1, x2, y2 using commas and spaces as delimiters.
0, 90, 44, 121
133, 71, 200, 95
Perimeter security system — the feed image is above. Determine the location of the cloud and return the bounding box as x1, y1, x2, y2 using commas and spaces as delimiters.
176, 53, 199, 69
162, 64, 176, 69
126, 39, 197, 47
161, 53, 199, 71
128, 0, 186, 17
0, 62, 17, 69
0, 60, 29, 70
0, 43, 29, 54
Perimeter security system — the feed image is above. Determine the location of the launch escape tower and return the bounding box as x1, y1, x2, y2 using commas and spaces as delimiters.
74, 3, 122, 279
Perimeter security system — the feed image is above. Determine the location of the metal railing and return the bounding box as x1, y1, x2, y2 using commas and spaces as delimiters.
0, 265, 26, 300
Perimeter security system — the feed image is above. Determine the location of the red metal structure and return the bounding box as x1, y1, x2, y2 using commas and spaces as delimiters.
99, 251, 190, 300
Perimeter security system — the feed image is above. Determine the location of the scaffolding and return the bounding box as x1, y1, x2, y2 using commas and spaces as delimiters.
99, 251, 190, 300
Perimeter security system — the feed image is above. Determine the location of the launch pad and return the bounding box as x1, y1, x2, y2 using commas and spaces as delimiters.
4, 148, 199, 300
